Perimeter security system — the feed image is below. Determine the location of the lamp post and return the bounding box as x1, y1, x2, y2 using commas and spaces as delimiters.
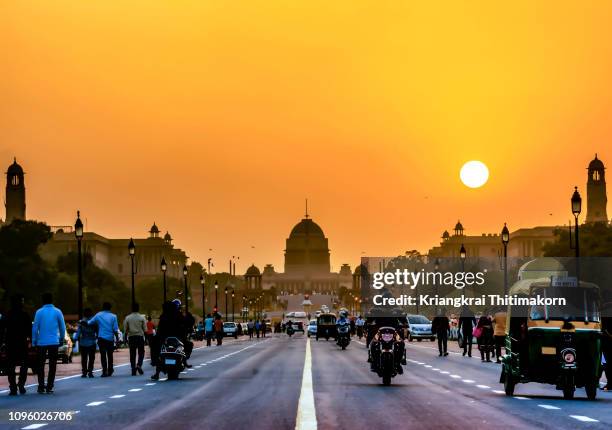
183, 265, 189, 315
231, 290, 235, 322
242, 295, 247, 321
459, 244, 467, 296
224, 287, 228, 319
433, 258, 440, 298
128, 238, 136, 309
571, 186, 582, 282
214, 281, 219, 312
200, 274, 205, 316
501, 223, 510, 296
161, 257, 167, 303
75, 211, 84, 320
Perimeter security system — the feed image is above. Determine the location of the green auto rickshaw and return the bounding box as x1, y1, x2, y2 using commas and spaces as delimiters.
500, 272, 601, 400
316, 313, 337, 341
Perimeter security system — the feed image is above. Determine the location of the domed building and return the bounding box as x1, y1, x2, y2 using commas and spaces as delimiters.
256, 210, 352, 294
3, 158, 26, 224
586, 154, 609, 224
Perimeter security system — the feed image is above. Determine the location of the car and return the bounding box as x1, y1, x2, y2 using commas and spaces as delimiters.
223, 322, 239, 339
58, 332, 73, 363
239, 322, 249, 335
307, 319, 317, 337
406, 315, 435, 342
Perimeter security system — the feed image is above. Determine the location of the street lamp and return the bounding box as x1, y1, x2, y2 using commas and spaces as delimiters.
75, 211, 84, 320
128, 238, 136, 310
571, 186, 582, 282
200, 274, 205, 316
242, 295, 247, 321
433, 258, 440, 298
183, 265, 189, 315
501, 223, 510, 295
161, 257, 167, 303
214, 281, 219, 312
224, 287, 228, 319
459, 244, 466, 271
231, 290, 235, 322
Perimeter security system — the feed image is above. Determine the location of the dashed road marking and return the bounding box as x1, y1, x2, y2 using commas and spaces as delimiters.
569, 415, 599, 423
514, 396, 530, 400
128, 388, 142, 392
462, 379, 475, 384
145, 383, 156, 386
109, 394, 125, 398
476, 385, 490, 389
492, 390, 505, 394
21, 425, 48, 430
450, 374, 461, 379
439, 371, 450, 374
295, 337, 317, 430
538, 405, 561, 410
86, 401, 106, 406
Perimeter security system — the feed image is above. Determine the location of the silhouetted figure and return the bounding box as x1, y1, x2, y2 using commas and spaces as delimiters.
476, 315, 494, 362
151, 301, 187, 380
431, 310, 449, 357
458, 306, 477, 357
124, 303, 146, 376
214, 314, 224, 346
1, 295, 32, 395
76, 307, 97, 378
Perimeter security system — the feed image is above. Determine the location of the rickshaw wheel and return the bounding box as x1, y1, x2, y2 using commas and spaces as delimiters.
585, 383, 597, 400
503, 373, 515, 396
562, 386, 574, 400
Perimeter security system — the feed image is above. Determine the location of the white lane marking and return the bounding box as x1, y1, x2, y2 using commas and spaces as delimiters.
476, 385, 491, 389
462, 379, 475, 384
128, 388, 142, 392
295, 337, 317, 430
450, 374, 461, 379
440, 371, 450, 374
21, 425, 48, 430
145, 383, 156, 386
86, 401, 106, 406
110, 394, 125, 398
424, 365, 432, 368
492, 390, 505, 394
569, 415, 599, 423
514, 396, 530, 400
538, 404, 561, 410
432, 368, 440, 371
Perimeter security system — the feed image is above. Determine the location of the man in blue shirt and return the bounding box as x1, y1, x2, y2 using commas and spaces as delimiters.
75, 307, 97, 378
32, 293, 66, 394
204, 313, 214, 346
87, 302, 119, 377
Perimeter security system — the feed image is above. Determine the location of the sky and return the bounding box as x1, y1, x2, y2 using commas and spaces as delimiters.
1, 1, 612, 272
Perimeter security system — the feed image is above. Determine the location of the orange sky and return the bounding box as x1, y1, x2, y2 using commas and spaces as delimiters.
2, 1, 612, 272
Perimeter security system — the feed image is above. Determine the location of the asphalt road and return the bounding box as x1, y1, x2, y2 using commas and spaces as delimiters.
1, 334, 611, 430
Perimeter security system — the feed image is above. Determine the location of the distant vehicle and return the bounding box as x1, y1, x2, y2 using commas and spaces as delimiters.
285, 312, 295, 318
406, 315, 434, 342
223, 322, 239, 339
239, 322, 249, 335
316, 313, 337, 341
58, 332, 73, 363
307, 319, 317, 337
293, 311, 307, 319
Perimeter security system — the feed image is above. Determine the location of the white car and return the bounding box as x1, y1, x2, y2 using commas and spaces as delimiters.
223, 322, 238, 338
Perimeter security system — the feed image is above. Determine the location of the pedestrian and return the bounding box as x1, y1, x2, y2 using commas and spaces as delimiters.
261, 320, 267, 338
255, 320, 261, 338
87, 302, 120, 377
247, 319, 254, 339
431, 309, 449, 357
145, 316, 155, 345
76, 307, 97, 378
601, 308, 612, 391
1, 295, 32, 395
214, 314, 224, 346
204, 313, 214, 346
476, 315, 494, 362
458, 306, 477, 357
32, 292, 65, 394
493, 307, 507, 363
124, 302, 147, 376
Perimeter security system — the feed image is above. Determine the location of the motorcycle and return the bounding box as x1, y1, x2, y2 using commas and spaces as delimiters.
286, 324, 295, 337
369, 327, 405, 386
337, 323, 351, 350
159, 337, 187, 380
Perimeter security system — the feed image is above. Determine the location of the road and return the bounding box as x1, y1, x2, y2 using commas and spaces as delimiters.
1, 334, 610, 430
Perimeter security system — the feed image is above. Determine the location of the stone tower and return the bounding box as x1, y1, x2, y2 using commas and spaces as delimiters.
5, 158, 26, 223
586, 154, 608, 224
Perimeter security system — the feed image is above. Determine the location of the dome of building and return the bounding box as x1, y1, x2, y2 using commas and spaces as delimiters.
289, 218, 325, 238
442, 230, 450, 239
150, 223, 160, 234
353, 263, 368, 276
7, 158, 24, 176
245, 264, 261, 276
164, 231, 172, 241
517, 257, 567, 281
588, 154, 605, 170
454, 221, 464, 231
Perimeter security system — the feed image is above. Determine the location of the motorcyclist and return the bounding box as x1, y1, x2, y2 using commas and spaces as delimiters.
336, 310, 351, 346
285, 319, 294, 335
151, 301, 186, 380
366, 301, 406, 373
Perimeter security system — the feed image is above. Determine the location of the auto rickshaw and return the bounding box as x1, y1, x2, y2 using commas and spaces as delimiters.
500, 260, 601, 400
316, 313, 337, 341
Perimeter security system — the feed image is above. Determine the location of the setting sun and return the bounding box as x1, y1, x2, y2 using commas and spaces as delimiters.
460, 161, 489, 188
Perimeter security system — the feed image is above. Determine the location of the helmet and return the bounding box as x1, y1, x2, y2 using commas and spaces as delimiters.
339, 310, 348, 318
172, 299, 182, 309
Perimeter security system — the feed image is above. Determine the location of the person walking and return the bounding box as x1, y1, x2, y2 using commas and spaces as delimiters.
601, 308, 612, 391
204, 313, 214, 346
261, 320, 267, 338
431, 309, 450, 357
247, 319, 254, 339
75, 308, 97, 378
145, 316, 155, 344
1, 295, 32, 395
493, 308, 507, 363
32, 293, 65, 394
87, 302, 120, 377
214, 314, 224, 346
476, 315, 494, 362
255, 320, 261, 339
124, 303, 147, 376
458, 306, 477, 357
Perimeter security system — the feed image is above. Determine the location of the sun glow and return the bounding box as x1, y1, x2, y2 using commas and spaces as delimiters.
460, 161, 489, 188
